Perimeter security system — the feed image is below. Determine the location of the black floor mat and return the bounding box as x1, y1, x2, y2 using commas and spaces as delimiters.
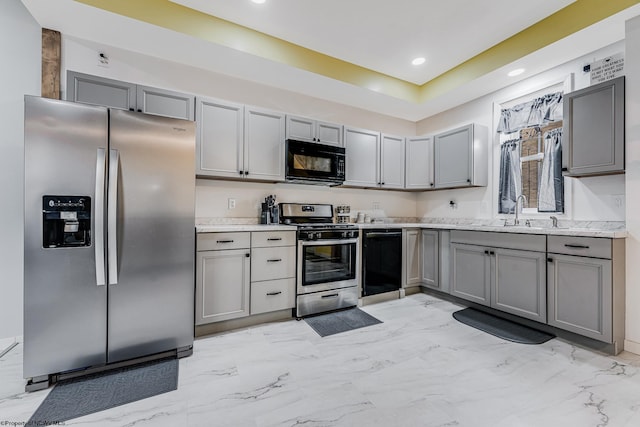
305, 308, 382, 337
453, 308, 554, 344
29, 358, 178, 424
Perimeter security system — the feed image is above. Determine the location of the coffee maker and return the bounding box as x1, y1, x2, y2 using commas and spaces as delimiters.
260, 194, 279, 224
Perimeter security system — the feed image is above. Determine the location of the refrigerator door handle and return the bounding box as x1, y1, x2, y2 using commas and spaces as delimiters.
95, 148, 107, 286
108, 149, 120, 285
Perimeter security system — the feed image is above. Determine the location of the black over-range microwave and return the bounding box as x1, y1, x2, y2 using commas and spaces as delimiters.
285, 139, 345, 186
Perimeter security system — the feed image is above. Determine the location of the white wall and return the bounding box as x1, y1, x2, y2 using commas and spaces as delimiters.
0, 0, 41, 343
415, 41, 627, 223
624, 16, 640, 354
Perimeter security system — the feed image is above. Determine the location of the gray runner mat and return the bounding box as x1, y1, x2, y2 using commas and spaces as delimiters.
453, 308, 554, 344
305, 308, 382, 337
29, 358, 178, 424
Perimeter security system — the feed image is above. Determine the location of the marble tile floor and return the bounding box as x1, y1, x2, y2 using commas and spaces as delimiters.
2, 293, 640, 426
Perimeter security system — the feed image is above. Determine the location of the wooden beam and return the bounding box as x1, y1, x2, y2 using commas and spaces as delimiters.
42, 28, 61, 99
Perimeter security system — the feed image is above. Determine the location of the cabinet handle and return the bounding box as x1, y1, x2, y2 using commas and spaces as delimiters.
267, 258, 282, 263
381, 182, 385, 185
484, 250, 489, 255
245, 253, 250, 258
266, 291, 282, 296
238, 170, 244, 176
245, 171, 249, 176
547, 257, 553, 263
137, 109, 142, 113
562, 167, 568, 172
489, 251, 495, 256
564, 244, 590, 249
267, 237, 282, 241
216, 239, 234, 243
430, 183, 434, 187
321, 293, 339, 299
466, 179, 471, 183
129, 108, 135, 111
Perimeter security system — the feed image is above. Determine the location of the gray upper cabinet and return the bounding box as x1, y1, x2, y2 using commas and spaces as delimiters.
344, 126, 380, 187
405, 136, 434, 190
196, 99, 285, 182
196, 96, 244, 178
380, 134, 405, 189
244, 106, 286, 182
434, 124, 487, 189
563, 76, 625, 176
67, 71, 195, 120
286, 115, 343, 146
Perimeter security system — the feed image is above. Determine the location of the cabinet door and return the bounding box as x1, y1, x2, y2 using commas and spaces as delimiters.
196, 97, 244, 178
564, 76, 624, 176
136, 85, 195, 120
403, 229, 421, 286
66, 71, 135, 110
245, 106, 286, 181
421, 230, 439, 289
451, 243, 490, 306
405, 136, 434, 190
285, 115, 315, 142
196, 249, 250, 325
344, 126, 380, 187
492, 248, 546, 323
380, 134, 405, 189
316, 121, 343, 146
547, 254, 612, 342
434, 125, 473, 188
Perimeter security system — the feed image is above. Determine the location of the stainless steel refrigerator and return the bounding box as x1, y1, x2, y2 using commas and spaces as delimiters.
23, 96, 195, 390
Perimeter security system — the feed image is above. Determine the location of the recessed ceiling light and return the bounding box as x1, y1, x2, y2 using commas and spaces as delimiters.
412, 57, 426, 66
508, 68, 525, 77
251, 0, 266, 4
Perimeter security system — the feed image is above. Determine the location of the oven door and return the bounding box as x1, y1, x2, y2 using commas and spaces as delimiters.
297, 238, 358, 294
286, 139, 345, 185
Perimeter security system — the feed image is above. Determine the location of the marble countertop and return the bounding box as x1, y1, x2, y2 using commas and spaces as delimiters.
195, 221, 626, 238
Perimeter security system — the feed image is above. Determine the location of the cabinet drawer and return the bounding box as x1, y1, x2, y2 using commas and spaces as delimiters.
450, 230, 545, 252
251, 231, 296, 248
548, 236, 611, 259
250, 278, 295, 315
251, 246, 296, 281
197, 232, 250, 251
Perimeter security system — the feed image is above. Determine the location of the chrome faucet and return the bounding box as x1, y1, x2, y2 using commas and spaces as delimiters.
550, 216, 558, 228
514, 194, 527, 226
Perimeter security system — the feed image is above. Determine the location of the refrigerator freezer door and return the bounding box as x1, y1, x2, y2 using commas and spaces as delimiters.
107, 110, 195, 363
24, 96, 109, 379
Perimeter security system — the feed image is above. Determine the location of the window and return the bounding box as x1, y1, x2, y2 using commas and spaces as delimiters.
497, 86, 565, 215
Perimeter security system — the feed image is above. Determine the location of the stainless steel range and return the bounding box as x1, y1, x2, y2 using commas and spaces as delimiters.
280, 203, 359, 318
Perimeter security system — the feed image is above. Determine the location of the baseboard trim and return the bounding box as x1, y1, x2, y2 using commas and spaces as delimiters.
623, 339, 640, 356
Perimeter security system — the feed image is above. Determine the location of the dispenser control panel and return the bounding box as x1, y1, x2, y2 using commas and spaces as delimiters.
42, 195, 91, 248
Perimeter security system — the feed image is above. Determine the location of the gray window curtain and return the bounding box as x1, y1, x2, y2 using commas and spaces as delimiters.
497, 92, 563, 133
538, 129, 563, 212
498, 140, 520, 214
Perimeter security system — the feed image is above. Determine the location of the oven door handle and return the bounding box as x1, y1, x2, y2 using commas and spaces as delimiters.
299, 238, 359, 246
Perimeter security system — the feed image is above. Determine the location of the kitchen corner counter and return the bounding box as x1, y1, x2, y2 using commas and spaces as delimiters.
353, 222, 627, 238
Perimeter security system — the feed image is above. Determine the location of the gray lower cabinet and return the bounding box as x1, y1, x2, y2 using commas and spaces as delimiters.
67, 71, 195, 120
421, 230, 439, 290
250, 231, 296, 315
451, 243, 491, 305
547, 235, 624, 349
403, 229, 421, 287
450, 231, 547, 323
563, 76, 624, 176
492, 248, 546, 322
196, 233, 251, 325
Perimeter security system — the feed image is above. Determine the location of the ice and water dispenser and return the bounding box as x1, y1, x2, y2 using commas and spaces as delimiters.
42, 196, 91, 248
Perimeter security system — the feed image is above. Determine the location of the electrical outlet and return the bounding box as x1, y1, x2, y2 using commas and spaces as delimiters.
613, 195, 624, 208
228, 198, 236, 209
372, 201, 380, 210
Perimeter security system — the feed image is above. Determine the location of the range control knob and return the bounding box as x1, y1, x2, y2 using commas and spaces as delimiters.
307, 232, 315, 241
